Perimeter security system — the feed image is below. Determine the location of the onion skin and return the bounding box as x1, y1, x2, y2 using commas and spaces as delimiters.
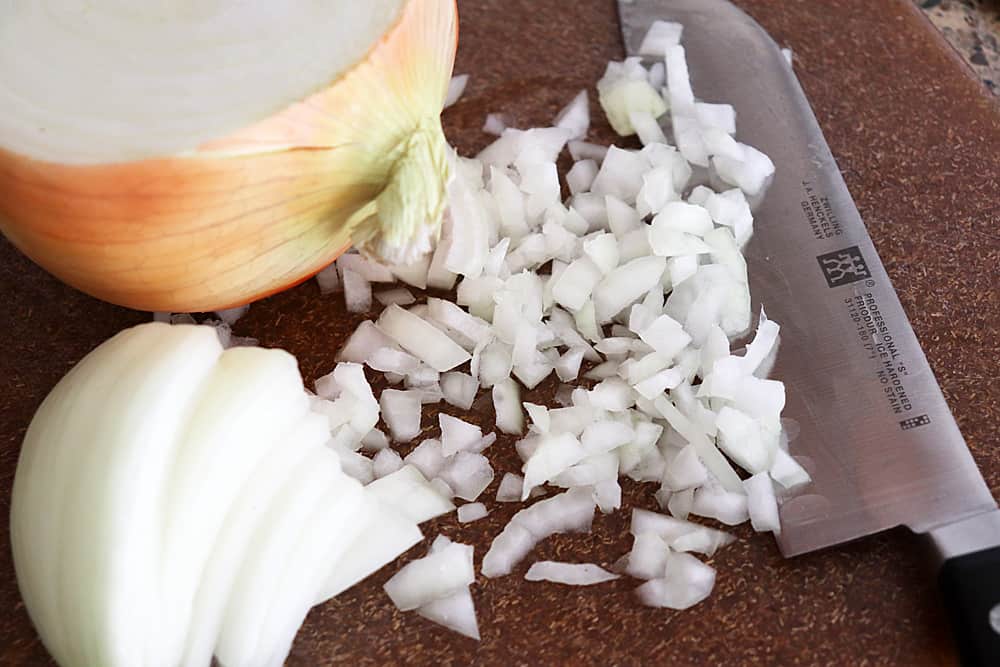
0, 0, 458, 312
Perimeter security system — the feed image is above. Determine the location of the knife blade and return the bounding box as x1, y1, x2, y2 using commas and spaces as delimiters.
618, 0, 1000, 662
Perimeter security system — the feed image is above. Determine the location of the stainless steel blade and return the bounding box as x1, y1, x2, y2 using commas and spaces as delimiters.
618, 0, 997, 557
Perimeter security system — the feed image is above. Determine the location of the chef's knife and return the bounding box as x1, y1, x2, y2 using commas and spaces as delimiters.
617, 0, 1000, 664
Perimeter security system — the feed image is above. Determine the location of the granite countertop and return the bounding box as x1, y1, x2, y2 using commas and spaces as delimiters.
916, 0, 1000, 94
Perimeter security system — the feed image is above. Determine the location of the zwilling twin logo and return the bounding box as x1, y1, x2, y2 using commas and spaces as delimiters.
817, 246, 871, 288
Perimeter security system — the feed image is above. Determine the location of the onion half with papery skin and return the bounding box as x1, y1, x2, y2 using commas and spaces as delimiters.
0, 0, 457, 311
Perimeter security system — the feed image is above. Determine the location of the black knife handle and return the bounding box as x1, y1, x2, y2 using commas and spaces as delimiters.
939, 545, 1000, 666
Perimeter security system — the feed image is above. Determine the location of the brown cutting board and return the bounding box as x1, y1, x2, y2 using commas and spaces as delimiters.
1, 0, 998, 664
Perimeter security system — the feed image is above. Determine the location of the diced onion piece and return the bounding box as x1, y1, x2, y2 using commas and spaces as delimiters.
372, 448, 404, 479
524, 561, 619, 585
416, 586, 481, 641
492, 378, 524, 435
592, 256, 667, 323
638, 20, 683, 57
695, 103, 736, 134
440, 372, 479, 411
712, 143, 775, 197
444, 74, 469, 108
490, 166, 530, 241
653, 397, 743, 493
606, 195, 642, 238
638, 314, 691, 361
361, 428, 390, 452
480, 522, 536, 578
457, 502, 489, 524
478, 340, 513, 388
663, 444, 708, 491
439, 414, 485, 457
551, 257, 604, 312
482, 488, 595, 577
589, 378, 634, 412
715, 406, 771, 474
628, 110, 667, 146
583, 233, 620, 275
636, 166, 677, 217
589, 146, 647, 203
375, 287, 416, 307
690, 485, 749, 526
741, 311, 780, 374
427, 235, 459, 291
390, 252, 432, 290
316, 263, 341, 294
342, 269, 372, 313
635, 552, 716, 610
743, 472, 781, 533
553, 90, 590, 140
377, 305, 471, 372
568, 140, 609, 163
554, 347, 586, 382
483, 113, 509, 136
215, 305, 248, 326
580, 420, 634, 455
770, 448, 812, 490
438, 452, 494, 502
648, 61, 665, 89
672, 114, 709, 168
593, 478, 622, 513
665, 45, 695, 113
567, 160, 599, 195
379, 389, 423, 443
521, 433, 586, 499
337, 321, 397, 364
633, 367, 684, 399
523, 402, 551, 433
384, 541, 474, 611
667, 487, 694, 520
626, 532, 670, 580
367, 347, 421, 375
496, 473, 526, 502
338, 253, 395, 283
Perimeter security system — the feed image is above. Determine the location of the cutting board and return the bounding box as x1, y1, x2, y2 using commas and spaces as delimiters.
1, 0, 998, 664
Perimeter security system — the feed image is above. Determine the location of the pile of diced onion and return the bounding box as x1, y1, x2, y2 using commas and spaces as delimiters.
201, 21, 812, 641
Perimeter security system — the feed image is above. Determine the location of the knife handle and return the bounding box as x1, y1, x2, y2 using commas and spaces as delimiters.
939, 545, 1000, 666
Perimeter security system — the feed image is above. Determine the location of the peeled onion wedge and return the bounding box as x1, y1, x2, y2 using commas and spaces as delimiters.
0, 0, 458, 311
10, 323, 427, 667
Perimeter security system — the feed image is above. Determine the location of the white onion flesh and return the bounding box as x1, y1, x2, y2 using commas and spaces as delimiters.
439, 413, 485, 456
744, 472, 781, 533
444, 74, 470, 108
635, 552, 716, 610
496, 473, 526, 502
384, 540, 474, 611
524, 561, 620, 586
482, 488, 595, 577
379, 389, 423, 443
457, 502, 489, 523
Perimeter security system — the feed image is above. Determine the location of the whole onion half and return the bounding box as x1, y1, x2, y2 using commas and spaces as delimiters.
0, 0, 457, 311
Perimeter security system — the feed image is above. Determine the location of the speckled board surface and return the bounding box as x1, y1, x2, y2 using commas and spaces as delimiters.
1, 0, 998, 665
